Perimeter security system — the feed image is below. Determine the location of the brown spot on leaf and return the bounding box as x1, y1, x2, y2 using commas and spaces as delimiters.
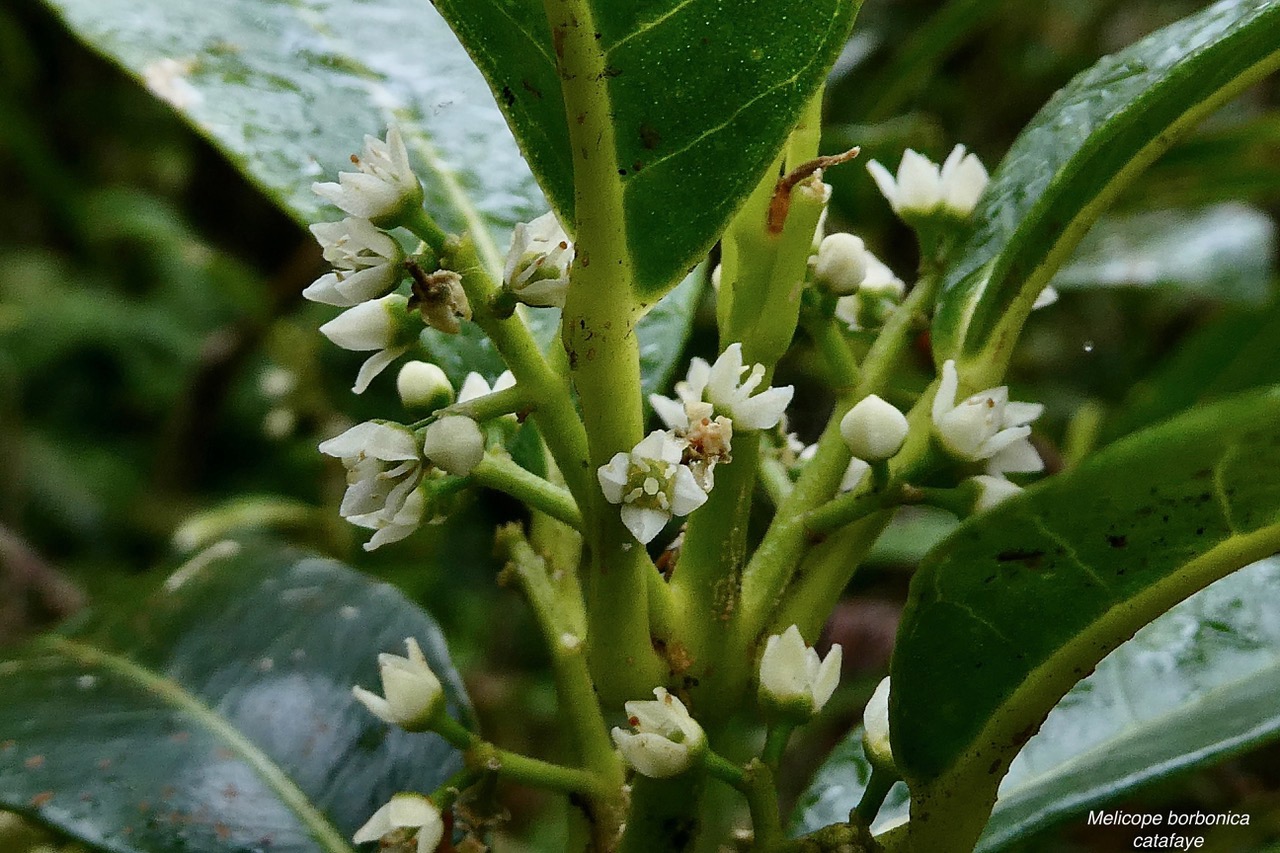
24, 754, 44, 770
30, 791, 53, 807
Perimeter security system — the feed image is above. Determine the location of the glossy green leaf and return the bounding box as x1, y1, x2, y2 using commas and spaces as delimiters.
1052, 203, 1276, 303
932, 0, 1280, 383
427, 0, 859, 297
794, 558, 1280, 850
0, 540, 470, 853
890, 388, 1280, 851
39, 0, 544, 286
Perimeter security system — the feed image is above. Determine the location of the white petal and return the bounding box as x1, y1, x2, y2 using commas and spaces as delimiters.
353, 802, 395, 843
705, 344, 746, 405
1033, 286, 1059, 310
986, 437, 1043, 476
862, 677, 893, 766
354, 346, 410, 394
670, 466, 709, 517
840, 458, 871, 493
387, 793, 437, 829
976, 424, 1032, 460
866, 160, 899, 209
932, 360, 960, 424
895, 150, 942, 213
303, 272, 356, 306
972, 474, 1023, 511
612, 729, 691, 779
457, 372, 492, 403
811, 644, 842, 712
621, 504, 671, 544
597, 453, 632, 504
733, 385, 793, 431
416, 810, 446, 853
351, 686, 395, 725
320, 299, 397, 351
649, 394, 689, 430
422, 416, 485, 476
1002, 401, 1044, 428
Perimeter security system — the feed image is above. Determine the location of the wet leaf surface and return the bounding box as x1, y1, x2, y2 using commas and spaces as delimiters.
0, 540, 470, 853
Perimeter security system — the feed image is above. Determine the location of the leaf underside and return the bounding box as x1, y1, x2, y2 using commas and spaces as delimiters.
0, 541, 469, 853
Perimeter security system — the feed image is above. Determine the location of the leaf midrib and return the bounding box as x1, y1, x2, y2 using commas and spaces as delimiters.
41, 635, 355, 853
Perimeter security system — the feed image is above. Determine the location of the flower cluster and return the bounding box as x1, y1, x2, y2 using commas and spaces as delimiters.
600, 344, 793, 544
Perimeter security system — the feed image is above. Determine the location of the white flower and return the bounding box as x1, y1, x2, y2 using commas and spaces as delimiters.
503, 212, 573, 308
457, 370, 516, 404
611, 687, 706, 778
397, 361, 454, 412
598, 431, 708, 544
862, 677, 894, 770
931, 360, 1044, 469
351, 638, 444, 731
813, 233, 869, 295
313, 127, 423, 225
1033, 285, 1059, 310
867, 145, 988, 219
971, 474, 1023, 512
840, 395, 909, 462
834, 252, 905, 332
652, 344, 793, 432
304, 218, 405, 307
353, 792, 444, 853
759, 625, 842, 718
319, 294, 415, 393
841, 457, 872, 493
320, 421, 424, 550
422, 416, 485, 476
938, 144, 989, 216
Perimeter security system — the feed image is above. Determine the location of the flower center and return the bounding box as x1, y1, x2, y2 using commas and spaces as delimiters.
622, 458, 677, 512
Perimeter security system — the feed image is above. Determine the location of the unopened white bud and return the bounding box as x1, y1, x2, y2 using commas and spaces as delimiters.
840, 395, 909, 461
759, 625, 842, 719
611, 688, 706, 778
862, 676, 894, 770
422, 415, 485, 476
397, 361, 453, 412
814, 233, 869, 295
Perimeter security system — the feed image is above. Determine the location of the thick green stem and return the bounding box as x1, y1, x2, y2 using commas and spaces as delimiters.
856, 767, 896, 826
741, 760, 785, 851
737, 275, 938, 649
761, 722, 796, 772
418, 231, 592, 506
471, 453, 583, 529
673, 433, 760, 706
543, 0, 665, 702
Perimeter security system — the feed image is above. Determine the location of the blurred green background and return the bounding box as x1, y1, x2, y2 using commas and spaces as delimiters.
1, 0, 1277, 849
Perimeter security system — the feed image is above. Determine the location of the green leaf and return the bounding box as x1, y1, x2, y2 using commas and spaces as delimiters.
427, 0, 859, 296
1052, 204, 1276, 303
39, 0, 545, 276
0, 540, 470, 853
932, 0, 1280, 383
794, 558, 1280, 850
890, 388, 1280, 851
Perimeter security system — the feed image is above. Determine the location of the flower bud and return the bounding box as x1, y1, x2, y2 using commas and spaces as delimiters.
862, 676, 895, 771
352, 638, 444, 731
422, 415, 485, 476
611, 688, 706, 778
758, 625, 842, 719
397, 361, 454, 412
840, 395, 909, 461
814, 233, 869, 295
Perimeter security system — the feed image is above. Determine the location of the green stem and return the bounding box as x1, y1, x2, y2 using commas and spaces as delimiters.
741, 760, 785, 851
704, 750, 747, 787
472, 742, 610, 798
804, 482, 919, 535
403, 207, 450, 255
438, 383, 528, 423
414, 230, 592, 508
738, 276, 939, 646
761, 722, 796, 772
471, 453, 583, 530
543, 0, 664, 702
759, 453, 794, 508
855, 767, 895, 826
